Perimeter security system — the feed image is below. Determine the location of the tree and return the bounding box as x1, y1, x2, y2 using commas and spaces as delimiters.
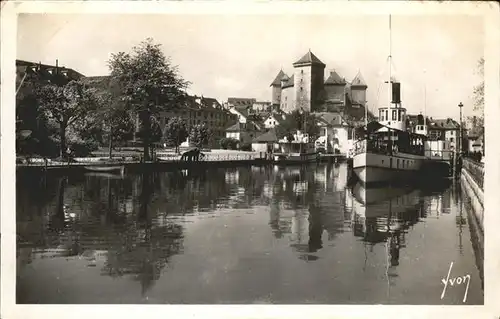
189, 124, 211, 149
219, 137, 238, 150
85, 77, 135, 158
163, 117, 189, 153
35, 80, 100, 158
275, 110, 320, 140
473, 57, 484, 115
108, 38, 190, 161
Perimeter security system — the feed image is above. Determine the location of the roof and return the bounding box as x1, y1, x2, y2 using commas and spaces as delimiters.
324, 71, 346, 85
282, 74, 295, 88
351, 71, 367, 88
227, 97, 256, 106
270, 70, 287, 87
253, 129, 278, 143
428, 118, 460, 130
232, 106, 249, 118
226, 122, 243, 132
293, 50, 326, 67
16, 59, 85, 87
313, 112, 343, 126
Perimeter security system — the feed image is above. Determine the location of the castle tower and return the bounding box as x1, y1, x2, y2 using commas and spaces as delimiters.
292, 50, 326, 112
324, 70, 347, 103
350, 71, 368, 106
270, 69, 286, 107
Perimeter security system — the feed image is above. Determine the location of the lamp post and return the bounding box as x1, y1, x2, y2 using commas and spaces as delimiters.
458, 102, 463, 154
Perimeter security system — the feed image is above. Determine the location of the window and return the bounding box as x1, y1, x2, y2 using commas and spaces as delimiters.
392, 110, 397, 120
398, 110, 402, 121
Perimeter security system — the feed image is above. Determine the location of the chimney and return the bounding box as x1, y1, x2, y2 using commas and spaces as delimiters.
391, 82, 401, 103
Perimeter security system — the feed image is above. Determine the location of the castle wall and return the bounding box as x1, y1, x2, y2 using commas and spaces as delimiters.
324, 85, 346, 102
294, 66, 312, 112
310, 65, 325, 111
281, 86, 295, 113
351, 88, 367, 105
271, 85, 282, 106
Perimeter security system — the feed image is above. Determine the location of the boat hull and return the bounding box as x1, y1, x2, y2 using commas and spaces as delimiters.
273, 152, 319, 165
352, 152, 424, 186
84, 166, 125, 174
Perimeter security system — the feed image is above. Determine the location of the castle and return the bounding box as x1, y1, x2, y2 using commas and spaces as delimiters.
270, 50, 368, 114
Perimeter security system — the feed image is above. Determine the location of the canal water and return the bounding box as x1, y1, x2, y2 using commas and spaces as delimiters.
16, 163, 483, 304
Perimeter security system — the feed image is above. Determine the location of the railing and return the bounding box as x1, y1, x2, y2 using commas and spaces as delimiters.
462, 157, 484, 189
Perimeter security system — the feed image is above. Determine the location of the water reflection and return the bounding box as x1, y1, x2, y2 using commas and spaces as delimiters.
16, 164, 482, 304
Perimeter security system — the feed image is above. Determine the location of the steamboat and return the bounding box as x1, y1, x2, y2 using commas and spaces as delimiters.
352, 15, 427, 185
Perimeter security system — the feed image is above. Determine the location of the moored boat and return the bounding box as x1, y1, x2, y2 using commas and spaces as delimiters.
273, 130, 319, 165
351, 15, 427, 186
84, 165, 125, 175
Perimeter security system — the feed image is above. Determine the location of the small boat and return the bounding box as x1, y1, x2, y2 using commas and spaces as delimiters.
84, 165, 125, 175
273, 130, 319, 165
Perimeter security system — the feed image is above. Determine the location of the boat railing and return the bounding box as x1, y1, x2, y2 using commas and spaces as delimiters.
352, 138, 425, 157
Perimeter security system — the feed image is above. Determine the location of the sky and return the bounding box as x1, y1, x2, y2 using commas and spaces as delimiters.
17, 13, 484, 120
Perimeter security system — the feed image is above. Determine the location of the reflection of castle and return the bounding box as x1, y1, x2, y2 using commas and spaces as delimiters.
270, 50, 368, 113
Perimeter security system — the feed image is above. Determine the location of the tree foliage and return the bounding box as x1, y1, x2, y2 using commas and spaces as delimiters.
189, 124, 211, 149
219, 137, 238, 150
473, 57, 484, 115
108, 38, 190, 161
275, 110, 320, 139
34, 80, 100, 158
163, 117, 189, 153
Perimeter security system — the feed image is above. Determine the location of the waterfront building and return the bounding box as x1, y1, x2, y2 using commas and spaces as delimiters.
16, 59, 84, 90
225, 121, 261, 146
158, 95, 237, 147
262, 112, 286, 129
313, 112, 356, 155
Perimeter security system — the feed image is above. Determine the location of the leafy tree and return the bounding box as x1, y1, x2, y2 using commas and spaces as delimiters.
219, 137, 238, 150
189, 124, 211, 149
108, 38, 190, 161
35, 80, 100, 158
473, 57, 484, 115
163, 117, 188, 153
275, 110, 320, 140
83, 77, 135, 158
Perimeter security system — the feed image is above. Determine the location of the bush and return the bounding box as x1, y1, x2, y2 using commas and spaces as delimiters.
71, 140, 99, 157
239, 142, 252, 151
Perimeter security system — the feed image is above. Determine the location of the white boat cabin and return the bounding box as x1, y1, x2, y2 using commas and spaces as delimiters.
277, 130, 315, 154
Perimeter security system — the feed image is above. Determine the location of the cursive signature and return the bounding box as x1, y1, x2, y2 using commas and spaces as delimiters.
440, 262, 471, 303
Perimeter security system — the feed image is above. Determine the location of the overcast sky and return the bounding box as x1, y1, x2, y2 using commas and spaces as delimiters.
17, 13, 483, 120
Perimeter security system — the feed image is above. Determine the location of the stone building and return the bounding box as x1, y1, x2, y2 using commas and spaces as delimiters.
269, 51, 368, 114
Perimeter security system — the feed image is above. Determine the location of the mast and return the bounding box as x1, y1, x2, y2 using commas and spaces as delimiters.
388, 14, 392, 112
424, 69, 427, 128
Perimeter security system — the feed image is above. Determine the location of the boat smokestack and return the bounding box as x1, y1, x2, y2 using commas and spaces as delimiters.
391, 82, 401, 104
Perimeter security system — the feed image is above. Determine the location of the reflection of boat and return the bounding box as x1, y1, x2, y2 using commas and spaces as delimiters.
84, 172, 125, 179
350, 182, 423, 245
84, 165, 125, 175
351, 182, 421, 220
